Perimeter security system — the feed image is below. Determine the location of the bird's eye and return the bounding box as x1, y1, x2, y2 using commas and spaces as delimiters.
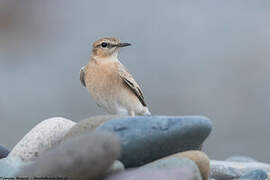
101, 42, 108, 48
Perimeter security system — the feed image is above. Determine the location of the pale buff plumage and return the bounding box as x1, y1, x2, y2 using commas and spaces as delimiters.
80, 37, 150, 116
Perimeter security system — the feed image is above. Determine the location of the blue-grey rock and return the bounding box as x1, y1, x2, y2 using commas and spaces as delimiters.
239, 169, 268, 180
210, 161, 241, 180
16, 131, 121, 180
210, 160, 270, 180
97, 116, 212, 167
0, 156, 28, 176
0, 145, 10, 159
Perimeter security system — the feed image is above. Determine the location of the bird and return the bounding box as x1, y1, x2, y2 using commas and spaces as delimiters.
80, 37, 151, 116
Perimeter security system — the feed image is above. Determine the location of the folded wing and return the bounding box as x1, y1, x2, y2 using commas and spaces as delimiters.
118, 63, 147, 107
80, 66, 86, 87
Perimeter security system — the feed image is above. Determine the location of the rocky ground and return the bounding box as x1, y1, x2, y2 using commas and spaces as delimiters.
0, 115, 269, 180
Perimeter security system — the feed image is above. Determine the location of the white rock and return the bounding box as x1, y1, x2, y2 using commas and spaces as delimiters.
107, 160, 125, 174
9, 117, 76, 161
211, 160, 270, 172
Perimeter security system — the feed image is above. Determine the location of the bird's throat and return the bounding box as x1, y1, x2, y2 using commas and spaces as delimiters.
92, 54, 119, 63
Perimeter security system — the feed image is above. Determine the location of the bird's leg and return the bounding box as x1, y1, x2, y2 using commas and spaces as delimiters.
129, 111, 135, 117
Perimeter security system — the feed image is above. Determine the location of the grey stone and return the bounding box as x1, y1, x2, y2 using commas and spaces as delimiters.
9, 117, 76, 161
170, 150, 210, 180
0, 156, 28, 176
97, 116, 212, 167
210, 160, 270, 180
226, 156, 257, 163
142, 157, 202, 180
105, 168, 196, 180
239, 169, 268, 180
0, 144, 10, 159
63, 115, 124, 142
16, 131, 121, 180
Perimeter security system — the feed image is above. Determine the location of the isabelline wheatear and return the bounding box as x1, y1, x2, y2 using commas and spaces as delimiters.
80, 37, 151, 116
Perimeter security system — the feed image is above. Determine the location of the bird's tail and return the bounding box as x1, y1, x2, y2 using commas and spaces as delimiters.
142, 107, 151, 116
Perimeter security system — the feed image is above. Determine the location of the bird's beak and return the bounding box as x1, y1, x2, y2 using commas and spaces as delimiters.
116, 43, 131, 47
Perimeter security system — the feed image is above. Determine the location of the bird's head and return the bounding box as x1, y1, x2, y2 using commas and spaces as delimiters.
91, 37, 131, 59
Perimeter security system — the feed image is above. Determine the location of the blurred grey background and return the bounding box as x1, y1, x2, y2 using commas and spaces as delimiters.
1, 0, 270, 161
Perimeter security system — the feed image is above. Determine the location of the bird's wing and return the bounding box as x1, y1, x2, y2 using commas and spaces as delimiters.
118, 63, 147, 107
80, 66, 86, 87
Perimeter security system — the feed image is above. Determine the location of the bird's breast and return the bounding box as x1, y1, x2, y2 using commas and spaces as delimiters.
85, 62, 121, 101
